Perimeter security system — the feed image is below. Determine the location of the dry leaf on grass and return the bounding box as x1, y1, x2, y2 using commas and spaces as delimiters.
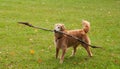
38, 58, 42, 63
9, 52, 16, 56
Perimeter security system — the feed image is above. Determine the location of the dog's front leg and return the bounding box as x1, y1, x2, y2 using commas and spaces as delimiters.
60, 48, 66, 64
56, 47, 60, 59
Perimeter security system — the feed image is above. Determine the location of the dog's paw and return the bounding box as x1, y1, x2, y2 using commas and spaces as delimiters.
90, 55, 93, 57
90, 53, 93, 57
70, 54, 75, 57
60, 60, 63, 64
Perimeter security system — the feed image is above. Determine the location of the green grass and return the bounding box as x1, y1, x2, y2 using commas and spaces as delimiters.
0, 0, 120, 69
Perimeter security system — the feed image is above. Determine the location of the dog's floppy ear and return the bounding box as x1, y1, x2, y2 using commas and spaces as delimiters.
55, 24, 58, 27
61, 24, 65, 31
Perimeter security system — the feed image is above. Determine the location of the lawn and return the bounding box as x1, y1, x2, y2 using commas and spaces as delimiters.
0, 0, 120, 69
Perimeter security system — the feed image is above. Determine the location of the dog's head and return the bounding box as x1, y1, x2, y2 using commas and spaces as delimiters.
54, 24, 65, 31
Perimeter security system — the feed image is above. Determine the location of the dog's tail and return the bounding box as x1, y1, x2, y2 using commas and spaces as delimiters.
82, 20, 90, 33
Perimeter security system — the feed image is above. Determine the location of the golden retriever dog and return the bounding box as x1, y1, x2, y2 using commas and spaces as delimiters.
54, 20, 93, 63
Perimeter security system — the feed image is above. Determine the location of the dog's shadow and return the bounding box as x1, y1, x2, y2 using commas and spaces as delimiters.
47, 55, 92, 69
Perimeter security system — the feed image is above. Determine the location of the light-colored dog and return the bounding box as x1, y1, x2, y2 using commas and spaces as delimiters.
54, 20, 93, 63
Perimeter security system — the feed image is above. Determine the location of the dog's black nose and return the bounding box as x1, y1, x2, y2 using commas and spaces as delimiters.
53, 30, 57, 33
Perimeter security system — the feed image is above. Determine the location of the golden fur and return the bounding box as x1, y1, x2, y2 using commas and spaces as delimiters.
54, 20, 92, 63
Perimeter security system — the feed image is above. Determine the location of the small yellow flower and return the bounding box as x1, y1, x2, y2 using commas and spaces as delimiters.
30, 50, 35, 55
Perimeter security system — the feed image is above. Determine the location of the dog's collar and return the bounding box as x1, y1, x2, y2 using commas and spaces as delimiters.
54, 30, 64, 39
57, 36, 63, 40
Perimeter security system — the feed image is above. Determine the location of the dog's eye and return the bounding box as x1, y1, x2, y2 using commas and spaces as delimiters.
58, 27, 60, 28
